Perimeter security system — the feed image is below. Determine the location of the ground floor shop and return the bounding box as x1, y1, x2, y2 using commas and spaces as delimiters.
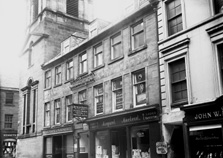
181, 96, 223, 158
43, 126, 74, 158
86, 106, 162, 158
1, 131, 17, 158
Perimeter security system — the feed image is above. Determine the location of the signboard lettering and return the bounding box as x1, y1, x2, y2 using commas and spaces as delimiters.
43, 127, 72, 135
73, 104, 88, 118
156, 142, 167, 154
88, 107, 159, 130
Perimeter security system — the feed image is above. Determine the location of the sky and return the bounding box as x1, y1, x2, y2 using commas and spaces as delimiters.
0, 0, 26, 82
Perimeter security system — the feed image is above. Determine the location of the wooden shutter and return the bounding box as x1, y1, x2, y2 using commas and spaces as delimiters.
67, 0, 79, 17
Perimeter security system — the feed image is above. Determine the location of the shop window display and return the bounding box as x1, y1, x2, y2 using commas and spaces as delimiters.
131, 126, 150, 158
95, 131, 109, 158
189, 124, 223, 158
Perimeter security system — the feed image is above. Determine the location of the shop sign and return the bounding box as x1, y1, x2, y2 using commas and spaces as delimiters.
156, 142, 167, 154
71, 72, 95, 90
88, 106, 159, 130
73, 104, 88, 119
3, 134, 17, 137
43, 127, 73, 135
184, 104, 223, 122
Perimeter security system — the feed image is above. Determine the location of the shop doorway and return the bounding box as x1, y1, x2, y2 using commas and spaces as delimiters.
53, 136, 62, 158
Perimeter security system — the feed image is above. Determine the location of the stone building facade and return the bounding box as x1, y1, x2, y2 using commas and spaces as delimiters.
0, 87, 19, 158
157, 0, 223, 157
17, 0, 93, 158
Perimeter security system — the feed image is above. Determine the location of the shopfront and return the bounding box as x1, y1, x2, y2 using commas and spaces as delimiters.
181, 96, 223, 158
86, 106, 161, 158
43, 126, 74, 158
2, 132, 17, 158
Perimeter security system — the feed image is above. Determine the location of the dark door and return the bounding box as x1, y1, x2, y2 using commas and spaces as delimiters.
53, 136, 62, 158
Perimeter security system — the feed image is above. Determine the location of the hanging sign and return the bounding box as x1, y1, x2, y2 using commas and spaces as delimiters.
156, 142, 167, 154
73, 104, 88, 119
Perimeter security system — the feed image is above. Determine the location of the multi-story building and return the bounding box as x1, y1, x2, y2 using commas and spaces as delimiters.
0, 70, 19, 158
41, 1, 161, 158
17, 0, 93, 158
157, 0, 223, 157
18, 0, 162, 158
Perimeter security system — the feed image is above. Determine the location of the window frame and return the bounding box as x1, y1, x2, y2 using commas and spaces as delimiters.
112, 77, 123, 112
45, 70, 51, 89
54, 99, 61, 125
79, 52, 88, 75
94, 43, 103, 68
165, 0, 183, 36
132, 69, 147, 107
65, 95, 73, 122
5, 92, 14, 105
94, 84, 104, 115
131, 19, 145, 50
55, 65, 62, 85
215, 42, 223, 94
78, 90, 87, 104
111, 32, 122, 60
66, 59, 74, 81
44, 102, 50, 127
4, 114, 13, 129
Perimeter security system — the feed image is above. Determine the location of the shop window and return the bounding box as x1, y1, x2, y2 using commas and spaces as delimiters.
4, 114, 13, 129
169, 58, 188, 106
213, 0, 223, 14
54, 99, 61, 124
166, 0, 183, 36
5, 92, 14, 105
3, 141, 16, 158
112, 77, 123, 111
217, 43, 223, 90
94, 43, 103, 68
65, 135, 74, 157
45, 70, 51, 88
132, 69, 146, 107
55, 65, 62, 85
44, 102, 50, 127
189, 124, 222, 158
131, 20, 145, 50
66, 59, 74, 81
111, 32, 122, 60
79, 52, 87, 75
79, 133, 89, 158
65, 95, 73, 122
79, 90, 87, 104
95, 131, 109, 158
131, 126, 151, 158
45, 137, 53, 157
94, 84, 104, 115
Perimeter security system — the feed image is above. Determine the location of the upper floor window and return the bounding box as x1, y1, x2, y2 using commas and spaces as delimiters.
213, 0, 223, 14
45, 70, 51, 88
44, 102, 50, 127
79, 90, 87, 104
55, 66, 62, 85
132, 69, 146, 107
31, 0, 38, 23
112, 77, 123, 111
94, 84, 103, 115
28, 42, 33, 68
131, 20, 145, 50
66, 60, 73, 81
54, 99, 61, 124
166, 0, 183, 36
67, 0, 79, 17
111, 32, 122, 60
65, 95, 73, 122
169, 58, 188, 105
79, 52, 87, 75
94, 43, 103, 68
4, 114, 13, 129
5, 92, 14, 105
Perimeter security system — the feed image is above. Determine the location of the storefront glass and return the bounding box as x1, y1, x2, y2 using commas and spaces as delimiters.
131, 126, 150, 158
95, 130, 109, 158
79, 133, 89, 158
189, 124, 223, 158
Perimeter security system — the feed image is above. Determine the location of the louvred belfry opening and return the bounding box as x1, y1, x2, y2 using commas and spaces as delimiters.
67, 0, 79, 17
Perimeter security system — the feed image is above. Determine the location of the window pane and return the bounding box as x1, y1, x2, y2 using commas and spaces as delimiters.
112, 33, 121, 45
133, 22, 143, 33
134, 70, 145, 83
112, 43, 121, 59
134, 32, 144, 49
